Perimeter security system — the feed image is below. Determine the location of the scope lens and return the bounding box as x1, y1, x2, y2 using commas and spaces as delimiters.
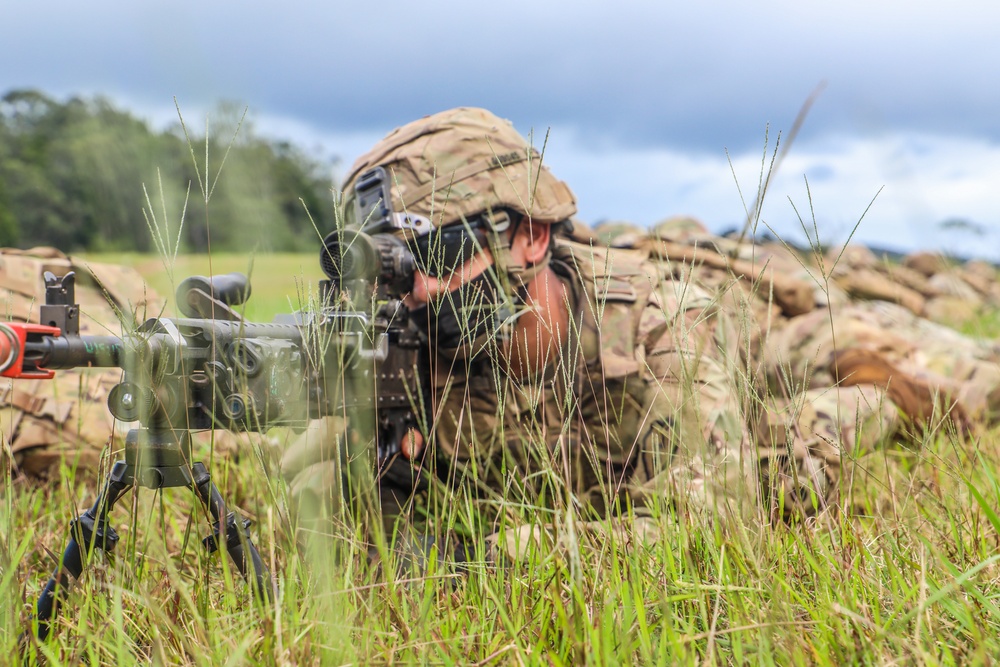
320, 227, 424, 296
320, 229, 379, 283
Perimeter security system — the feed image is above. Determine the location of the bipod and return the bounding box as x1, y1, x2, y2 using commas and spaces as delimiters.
29, 427, 271, 643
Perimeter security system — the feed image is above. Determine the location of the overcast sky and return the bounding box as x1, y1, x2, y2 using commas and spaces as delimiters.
5, 1, 999, 259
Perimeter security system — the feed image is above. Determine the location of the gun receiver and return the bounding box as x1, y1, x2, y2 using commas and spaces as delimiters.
0, 270, 427, 465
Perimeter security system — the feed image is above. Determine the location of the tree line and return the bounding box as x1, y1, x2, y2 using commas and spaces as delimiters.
0, 89, 337, 253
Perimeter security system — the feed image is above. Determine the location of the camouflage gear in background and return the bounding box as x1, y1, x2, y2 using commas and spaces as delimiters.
641, 231, 1000, 331
590, 220, 646, 248
607, 227, 1000, 516
827, 244, 1000, 327
650, 215, 709, 242
0, 248, 162, 480
646, 230, 999, 504
763, 300, 1000, 427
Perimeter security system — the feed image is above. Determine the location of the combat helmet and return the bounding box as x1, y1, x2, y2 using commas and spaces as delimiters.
341, 107, 577, 234
592, 220, 647, 248
650, 215, 709, 242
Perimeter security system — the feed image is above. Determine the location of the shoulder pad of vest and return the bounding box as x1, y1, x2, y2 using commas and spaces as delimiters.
553, 239, 653, 277
553, 239, 657, 303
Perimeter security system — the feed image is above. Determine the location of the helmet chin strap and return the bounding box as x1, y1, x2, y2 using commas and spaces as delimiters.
485, 213, 552, 300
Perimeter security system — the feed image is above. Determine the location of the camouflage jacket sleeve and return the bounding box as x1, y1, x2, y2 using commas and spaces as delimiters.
620, 255, 761, 516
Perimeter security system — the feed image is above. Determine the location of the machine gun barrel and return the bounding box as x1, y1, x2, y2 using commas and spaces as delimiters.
0, 322, 127, 379
22, 333, 126, 370
0, 320, 309, 377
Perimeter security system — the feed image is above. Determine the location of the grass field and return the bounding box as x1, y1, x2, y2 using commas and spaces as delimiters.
79, 252, 323, 322
3, 253, 1000, 665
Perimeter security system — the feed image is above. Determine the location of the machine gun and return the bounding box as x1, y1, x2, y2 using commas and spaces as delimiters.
3, 230, 429, 643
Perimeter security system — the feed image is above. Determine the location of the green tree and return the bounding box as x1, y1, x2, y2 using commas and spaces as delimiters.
0, 88, 337, 253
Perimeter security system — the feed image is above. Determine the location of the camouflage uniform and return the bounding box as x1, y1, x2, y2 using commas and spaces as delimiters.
283, 110, 769, 534
824, 245, 930, 316
424, 238, 759, 520
281, 109, 879, 548
763, 300, 1000, 429
754, 244, 1000, 435
826, 245, 1000, 328
0, 248, 161, 480
904, 251, 1000, 326
640, 227, 1000, 510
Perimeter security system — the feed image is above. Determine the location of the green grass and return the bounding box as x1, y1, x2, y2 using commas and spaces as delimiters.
960, 308, 1000, 340
78, 252, 321, 322
5, 422, 1000, 664
3, 254, 1000, 665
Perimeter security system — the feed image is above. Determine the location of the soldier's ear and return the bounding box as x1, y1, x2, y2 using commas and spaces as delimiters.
511, 218, 551, 265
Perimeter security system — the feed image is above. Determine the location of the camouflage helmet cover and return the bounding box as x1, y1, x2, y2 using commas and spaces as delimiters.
592, 220, 647, 248
341, 107, 577, 232
650, 215, 709, 241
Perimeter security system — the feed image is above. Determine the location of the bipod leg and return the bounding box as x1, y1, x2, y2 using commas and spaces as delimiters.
190, 462, 271, 601
33, 461, 131, 642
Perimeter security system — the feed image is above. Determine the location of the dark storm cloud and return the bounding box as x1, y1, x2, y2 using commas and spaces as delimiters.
5, 1, 1000, 259
6, 1, 1000, 154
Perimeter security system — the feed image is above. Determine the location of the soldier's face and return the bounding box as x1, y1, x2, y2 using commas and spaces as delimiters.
404, 241, 496, 308
402, 220, 548, 308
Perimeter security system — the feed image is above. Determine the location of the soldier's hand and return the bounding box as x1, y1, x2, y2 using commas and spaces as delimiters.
279, 416, 350, 529
401, 428, 424, 461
